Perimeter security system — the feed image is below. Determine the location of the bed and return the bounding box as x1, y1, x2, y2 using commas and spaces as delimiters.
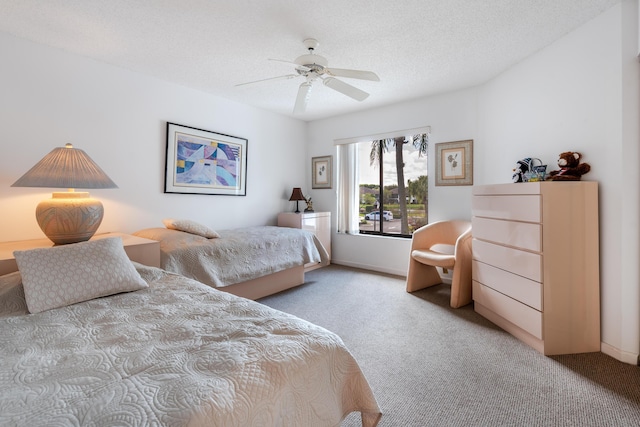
133, 221, 330, 300
0, 237, 381, 426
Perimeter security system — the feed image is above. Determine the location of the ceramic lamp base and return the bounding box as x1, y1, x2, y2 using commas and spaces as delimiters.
35, 192, 104, 245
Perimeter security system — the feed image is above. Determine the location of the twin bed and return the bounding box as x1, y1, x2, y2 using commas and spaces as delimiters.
133, 221, 330, 300
1, 225, 380, 426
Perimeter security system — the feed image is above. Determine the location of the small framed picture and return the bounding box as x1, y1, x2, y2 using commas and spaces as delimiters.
312, 155, 332, 189
435, 140, 473, 186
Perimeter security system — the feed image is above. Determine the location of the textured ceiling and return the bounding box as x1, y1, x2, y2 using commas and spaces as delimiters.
0, 0, 621, 121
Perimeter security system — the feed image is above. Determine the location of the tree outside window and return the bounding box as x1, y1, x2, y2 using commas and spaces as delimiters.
358, 133, 429, 237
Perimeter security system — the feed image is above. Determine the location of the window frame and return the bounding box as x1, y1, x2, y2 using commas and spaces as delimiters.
356, 132, 429, 239
334, 126, 431, 238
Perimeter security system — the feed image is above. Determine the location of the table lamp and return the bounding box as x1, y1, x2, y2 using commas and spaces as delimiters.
288, 187, 306, 213
11, 143, 118, 245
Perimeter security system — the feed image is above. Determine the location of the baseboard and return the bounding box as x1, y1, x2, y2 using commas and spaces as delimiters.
330, 259, 454, 284
600, 342, 639, 365
330, 259, 406, 277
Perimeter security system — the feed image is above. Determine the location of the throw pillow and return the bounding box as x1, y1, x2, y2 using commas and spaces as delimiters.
162, 218, 220, 238
14, 237, 148, 314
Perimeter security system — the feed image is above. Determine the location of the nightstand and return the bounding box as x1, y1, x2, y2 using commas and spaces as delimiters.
278, 211, 331, 271
0, 232, 161, 276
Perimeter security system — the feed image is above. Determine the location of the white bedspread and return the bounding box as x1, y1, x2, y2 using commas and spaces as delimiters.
133, 226, 330, 288
0, 263, 381, 427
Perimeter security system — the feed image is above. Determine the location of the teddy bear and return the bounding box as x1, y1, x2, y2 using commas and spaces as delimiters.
546, 151, 591, 181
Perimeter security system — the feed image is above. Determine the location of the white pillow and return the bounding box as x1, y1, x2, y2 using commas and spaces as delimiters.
14, 237, 148, 314
162, 218, 220, 238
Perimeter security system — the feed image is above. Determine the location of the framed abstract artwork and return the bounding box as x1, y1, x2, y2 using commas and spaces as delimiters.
312, 155, 332, 189
165, 122, 247, 196
435, 140, 473, 186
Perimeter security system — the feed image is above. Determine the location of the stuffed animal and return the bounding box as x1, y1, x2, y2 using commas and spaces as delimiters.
512, 158, 531, 183
547, 151, 591, 181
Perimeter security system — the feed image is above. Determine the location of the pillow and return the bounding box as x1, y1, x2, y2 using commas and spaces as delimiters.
162, 218, 220, 238
14, 237, 148, 314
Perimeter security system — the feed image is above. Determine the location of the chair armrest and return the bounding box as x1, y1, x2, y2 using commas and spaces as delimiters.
454, 227, 473, 258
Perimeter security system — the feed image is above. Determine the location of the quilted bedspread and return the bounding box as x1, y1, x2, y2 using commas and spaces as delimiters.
133, 226, 330, 288
0, 263, 381, 427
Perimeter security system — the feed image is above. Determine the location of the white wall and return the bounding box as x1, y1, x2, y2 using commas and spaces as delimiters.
309, 1, 639, 363
620, 0, 640, 364
0, 33, 308, 241
478, 1, 639, 364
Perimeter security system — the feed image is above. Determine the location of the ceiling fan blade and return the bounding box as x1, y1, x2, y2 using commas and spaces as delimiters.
235, 74, 299, 87
322, 77, 369, 101
326, 68, 380, 81
293, 81, 312, 114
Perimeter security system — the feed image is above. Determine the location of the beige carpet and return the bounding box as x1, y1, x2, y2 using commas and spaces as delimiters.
259, 264, 640, 426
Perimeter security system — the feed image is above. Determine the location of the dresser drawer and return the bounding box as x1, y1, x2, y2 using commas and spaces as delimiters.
472, 239, 542, 282
472, 195, 540, 223
472, 260, 542, 310
472, 217, 541, 252
473, 281, 543, 339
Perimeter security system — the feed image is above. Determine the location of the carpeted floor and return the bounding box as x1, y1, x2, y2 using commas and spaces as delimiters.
259, 264, 640, 426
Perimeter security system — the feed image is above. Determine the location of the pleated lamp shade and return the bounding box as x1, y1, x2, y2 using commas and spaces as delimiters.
12, 144, 118, 245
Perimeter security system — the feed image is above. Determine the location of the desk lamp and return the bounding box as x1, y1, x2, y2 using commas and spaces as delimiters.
288, 187, 306, 213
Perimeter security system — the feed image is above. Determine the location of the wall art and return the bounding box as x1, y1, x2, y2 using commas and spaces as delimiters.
165, 122, 247, 195
435, 140, 473, 186
312, 155, 332, 189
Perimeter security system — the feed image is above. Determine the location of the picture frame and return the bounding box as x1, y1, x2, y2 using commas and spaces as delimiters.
165, 122, 247, 196
435, 140, 473, 186
312, 155, 332, 189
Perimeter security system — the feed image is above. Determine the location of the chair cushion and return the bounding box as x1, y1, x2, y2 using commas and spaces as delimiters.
411, 249, 456, 269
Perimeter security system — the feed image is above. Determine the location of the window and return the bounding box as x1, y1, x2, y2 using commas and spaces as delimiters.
336, 129, 429, 238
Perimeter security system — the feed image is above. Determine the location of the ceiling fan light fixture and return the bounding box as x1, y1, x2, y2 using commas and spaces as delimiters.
294, 54, 328, 69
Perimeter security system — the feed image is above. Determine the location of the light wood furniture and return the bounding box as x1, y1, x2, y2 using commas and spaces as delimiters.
406, 220, 473, 308
221, 266, 305, 300
277, 211, 331, 271
0, 232, 161, 275
471, 182, 600, 355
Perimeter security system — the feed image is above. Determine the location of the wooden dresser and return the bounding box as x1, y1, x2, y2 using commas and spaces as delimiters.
277, 211, 331, 271
471, 182, 600, 355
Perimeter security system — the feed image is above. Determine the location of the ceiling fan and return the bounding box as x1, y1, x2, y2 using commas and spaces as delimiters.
236, 38, 380, 114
